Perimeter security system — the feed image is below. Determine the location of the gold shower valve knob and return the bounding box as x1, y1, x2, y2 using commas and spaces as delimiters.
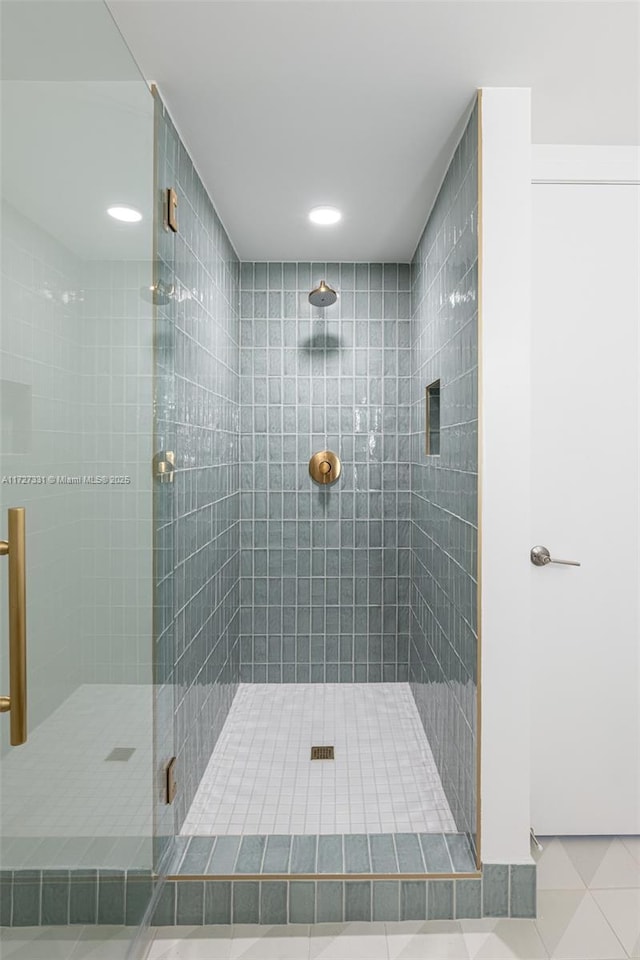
309, 451, 341, 485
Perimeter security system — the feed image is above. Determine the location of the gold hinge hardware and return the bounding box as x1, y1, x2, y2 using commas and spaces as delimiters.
166, 757, 177, 804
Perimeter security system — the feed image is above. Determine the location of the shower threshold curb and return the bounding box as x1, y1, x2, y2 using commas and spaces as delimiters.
168, 871, 481, 881
0, 862, 536, 926
152, 863, 536, 924
172, 831, 478, 877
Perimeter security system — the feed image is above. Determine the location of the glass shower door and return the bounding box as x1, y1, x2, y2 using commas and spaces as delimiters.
0, 0, 155, 948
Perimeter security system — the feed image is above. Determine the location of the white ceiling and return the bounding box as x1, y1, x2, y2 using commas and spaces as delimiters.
2, 81, 154, 261
108, 0, 639, 262
1, 1, 154, 261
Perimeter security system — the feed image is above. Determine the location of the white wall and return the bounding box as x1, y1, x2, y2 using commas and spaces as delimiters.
530, 145, 640, 834
479, 87, 533, 865
473, 103, 638, 861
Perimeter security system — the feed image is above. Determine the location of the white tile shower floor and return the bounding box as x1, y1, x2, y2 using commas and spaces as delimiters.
181, 683, 456, 836
0, 684, 152, 870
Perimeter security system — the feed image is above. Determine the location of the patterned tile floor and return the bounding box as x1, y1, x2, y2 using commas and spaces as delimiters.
181, 684, 456, 836
1, 836, 638, 958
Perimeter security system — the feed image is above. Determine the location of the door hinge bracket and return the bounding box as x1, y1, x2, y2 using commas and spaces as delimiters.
166, 757, 177, 804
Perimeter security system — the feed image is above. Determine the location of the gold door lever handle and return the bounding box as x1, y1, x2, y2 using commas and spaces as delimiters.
0, 508, 27, 745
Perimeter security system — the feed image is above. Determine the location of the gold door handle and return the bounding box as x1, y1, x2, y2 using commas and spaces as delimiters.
0, 508, 27, 745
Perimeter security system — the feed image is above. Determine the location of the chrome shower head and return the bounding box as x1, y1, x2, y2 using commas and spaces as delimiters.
308, 280, 337, 308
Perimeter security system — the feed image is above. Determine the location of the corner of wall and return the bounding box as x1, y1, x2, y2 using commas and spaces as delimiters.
478, 87, 533, 865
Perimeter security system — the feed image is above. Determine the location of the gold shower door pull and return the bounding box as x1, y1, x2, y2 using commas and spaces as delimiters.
0, 507, 27, 745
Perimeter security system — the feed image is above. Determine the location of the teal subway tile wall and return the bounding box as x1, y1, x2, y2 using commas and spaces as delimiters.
153, 92, 479, 858
410, 102, 479, 849
238, 262, 411, 682
153, 92, 241, 850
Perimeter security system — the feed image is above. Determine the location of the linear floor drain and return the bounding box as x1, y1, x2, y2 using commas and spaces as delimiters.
311, 745, 335, 760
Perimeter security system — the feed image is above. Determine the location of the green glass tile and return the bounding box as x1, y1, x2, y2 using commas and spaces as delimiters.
254, 262, 267, 288
262, 835, 291, 874
97, 871, 125, 925
372, 881, 399, 921
455, 878, 482, 918
483, 865, 509, 917
291, 835, 316, 874
345, 881, 371, 921
316, 881, 343, 923
0, 876, 12, 926
12, 872, 41, 926
369, 263, 383, 290
289, 881, 315, 923
260, 881, 287, 924
401, 880, 426, 921
370, 834, 398, 873
180, 837, 215, 874
235, 836, 266, 874
317, 835, 343, 874
208, 836, 241, 874
428, 880, 454, 920
510, 865, 536, 918
69, 871, 98, 925
232, 882, 259, 923
420, 834, 453, 873
204, 881, 231, 924
176, 881, 204, 924
41, 872, 69, 925
150, 882, 175, 926
125, 872, 153, 925
345, 835, 370, 873
394, 834, 424, 872
445, 834, 476, 872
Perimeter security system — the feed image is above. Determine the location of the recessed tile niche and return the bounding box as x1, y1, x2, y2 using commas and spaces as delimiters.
425, 380, 440, 456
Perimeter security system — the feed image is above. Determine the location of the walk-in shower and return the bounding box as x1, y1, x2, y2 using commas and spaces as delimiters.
154, 87, 480, 893
0, 4, 480, 936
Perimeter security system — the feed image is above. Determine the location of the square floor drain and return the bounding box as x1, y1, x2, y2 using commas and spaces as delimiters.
311, 745, 335, 760
105, 747, 136, 762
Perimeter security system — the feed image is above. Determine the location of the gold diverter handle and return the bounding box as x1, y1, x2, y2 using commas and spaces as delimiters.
0, 508, 27, 745
309, 451, 341, 485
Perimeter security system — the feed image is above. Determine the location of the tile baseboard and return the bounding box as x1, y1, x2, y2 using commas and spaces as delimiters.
0, 863, 535, 926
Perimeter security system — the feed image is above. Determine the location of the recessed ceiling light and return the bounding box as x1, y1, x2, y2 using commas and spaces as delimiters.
309, 206, 342, 226
107, 205, 142, 223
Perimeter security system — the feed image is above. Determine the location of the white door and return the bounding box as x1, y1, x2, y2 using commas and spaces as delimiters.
530, 147, 640, 835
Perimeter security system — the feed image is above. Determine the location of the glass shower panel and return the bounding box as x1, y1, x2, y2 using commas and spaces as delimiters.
0, 0, 154, 945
